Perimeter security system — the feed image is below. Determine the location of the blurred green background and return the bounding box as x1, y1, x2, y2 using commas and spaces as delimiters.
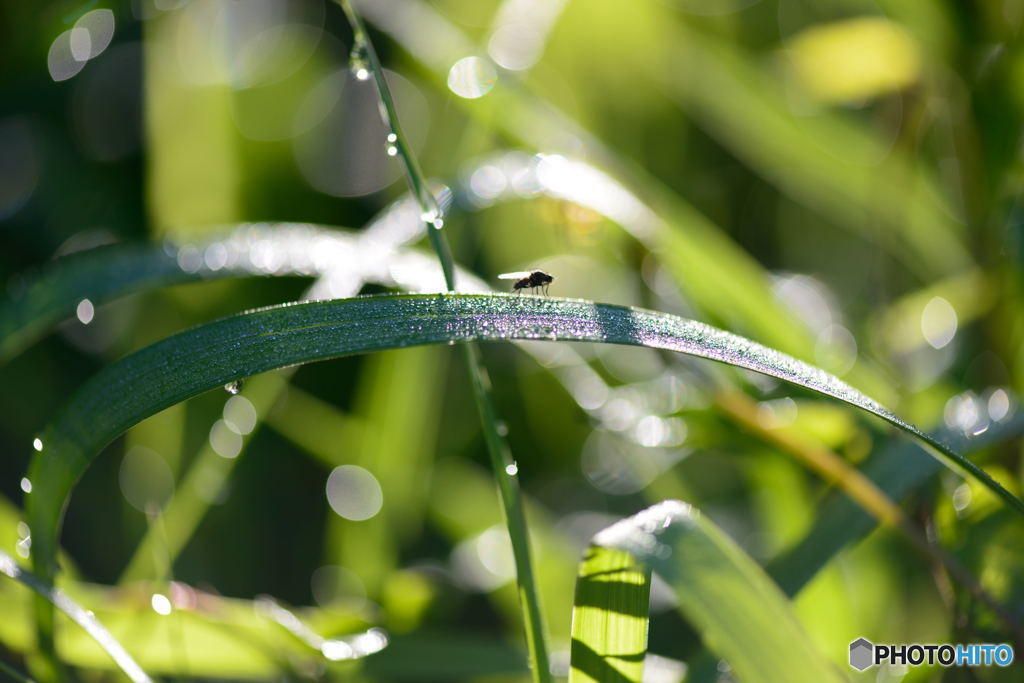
1, 0, 1023, 680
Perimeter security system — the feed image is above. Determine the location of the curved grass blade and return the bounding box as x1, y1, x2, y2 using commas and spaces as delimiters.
0, 244, 219, 364
26, 294, 1024, 572
0, 225, 324, 365
569, 547, 650, 683
0, 218, 467, 365
583, 501, 843, 683
0, 551, 152, 683
25, 294, 1024, 652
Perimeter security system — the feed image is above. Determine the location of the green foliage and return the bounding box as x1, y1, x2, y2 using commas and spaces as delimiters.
2, 0, 1023, 681
570, 546, 650, 683
572, 501, 843, 683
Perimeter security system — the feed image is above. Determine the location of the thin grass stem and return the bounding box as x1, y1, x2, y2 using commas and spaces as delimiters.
334, 2, 551, 679
337, 0, 456, 291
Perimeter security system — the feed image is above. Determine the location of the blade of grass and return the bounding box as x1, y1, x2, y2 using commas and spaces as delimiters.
569, 547, 650, 683
335, 0, 454, 290
580, 501, 844, 683
0, 219, 470, 365
27, 293, 1024, 570
0, 551, 152, 683
0, 224, 343, 365
26, 294, 1024, 637
334, 1, 552, 678
0, 572, 384, 678
0, 244, 221, 365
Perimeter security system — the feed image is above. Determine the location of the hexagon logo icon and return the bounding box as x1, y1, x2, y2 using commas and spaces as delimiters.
849, 637, 874, 671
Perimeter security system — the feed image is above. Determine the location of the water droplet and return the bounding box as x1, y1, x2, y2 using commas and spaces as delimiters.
76, 298, 95, 325
386, 133, 397, 143
349, 35, 370, 81
32, 438, 43, 452
224, 380, 243, 395
504, 462, 518, 476
386, 145, 398, 156
496, 420, 509, 437
20, 477, 32, 493
151, 593, 172, 615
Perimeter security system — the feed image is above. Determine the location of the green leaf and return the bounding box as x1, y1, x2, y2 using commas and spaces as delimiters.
0, 551, 152, 683
0, 570, 385, 678
569, 547, 650, 683
27, 294, 1024, 570
25, 294, 1024, 652
586, 501, 844, 683
0, 244, 218, 364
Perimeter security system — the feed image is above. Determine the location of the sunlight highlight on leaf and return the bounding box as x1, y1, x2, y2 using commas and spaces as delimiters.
26, 293, 1024, 605
0, 551, 152, 683
578, 501, 843, 683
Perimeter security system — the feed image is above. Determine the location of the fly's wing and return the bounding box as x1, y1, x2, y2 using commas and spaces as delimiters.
498, 271, 533, 280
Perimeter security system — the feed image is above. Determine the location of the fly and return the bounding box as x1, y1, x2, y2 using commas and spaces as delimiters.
499, 270, 554, 295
